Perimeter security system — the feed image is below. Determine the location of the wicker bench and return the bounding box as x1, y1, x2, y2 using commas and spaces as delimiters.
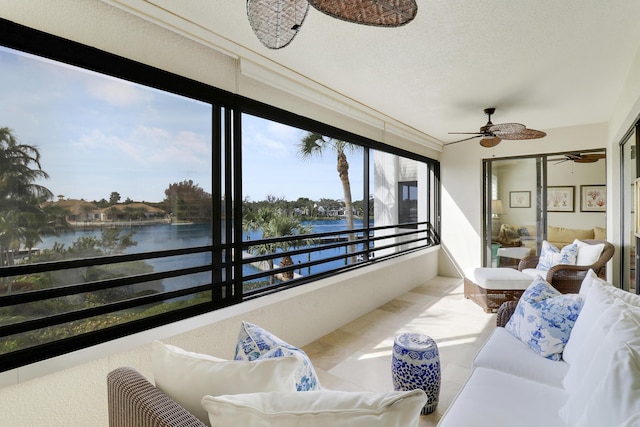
464, 268, 534, 313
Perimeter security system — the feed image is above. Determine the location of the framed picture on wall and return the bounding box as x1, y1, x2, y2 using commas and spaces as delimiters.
547, 186, 574, 212
509, 191, 531, 208
581, 185, 606, 212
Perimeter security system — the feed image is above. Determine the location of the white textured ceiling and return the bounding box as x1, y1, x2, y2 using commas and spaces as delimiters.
131, 0, 640, 144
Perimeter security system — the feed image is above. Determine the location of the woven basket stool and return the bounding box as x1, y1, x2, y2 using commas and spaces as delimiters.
391, 333, 441, 414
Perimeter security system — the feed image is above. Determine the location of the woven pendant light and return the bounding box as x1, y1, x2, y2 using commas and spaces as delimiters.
308, 0, 417, 26
247, 0, 310, 49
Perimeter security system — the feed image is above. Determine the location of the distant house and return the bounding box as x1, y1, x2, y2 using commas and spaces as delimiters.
42, 199, 166, 223
96, 203, 166, 221
41, 199, 99, 222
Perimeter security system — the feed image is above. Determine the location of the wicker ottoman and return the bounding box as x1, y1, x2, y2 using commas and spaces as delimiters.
391, 333, 440, 414
464, 267, 533, 313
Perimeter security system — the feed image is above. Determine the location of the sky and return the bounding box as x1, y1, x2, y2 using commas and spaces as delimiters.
0, 46, 363, 204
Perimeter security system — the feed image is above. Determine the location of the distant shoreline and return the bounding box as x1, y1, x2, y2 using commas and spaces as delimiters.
65, 218, 172, 229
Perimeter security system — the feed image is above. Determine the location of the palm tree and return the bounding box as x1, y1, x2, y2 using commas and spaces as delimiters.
0, 127, 52, 204
0, 211, 25, 267
298, 133, 360, 261
0, 127, 54, 267
243, 208, 314, 283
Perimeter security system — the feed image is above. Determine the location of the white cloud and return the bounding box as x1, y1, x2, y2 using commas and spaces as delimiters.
85, 78, 150, 107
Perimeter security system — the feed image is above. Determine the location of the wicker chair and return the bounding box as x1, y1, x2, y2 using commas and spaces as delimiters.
517, 239, 614, 294
107, 366, 206, 427
496, 300, 518, 327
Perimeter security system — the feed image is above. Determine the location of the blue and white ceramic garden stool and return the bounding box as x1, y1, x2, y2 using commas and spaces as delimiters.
391, 333, 441, 414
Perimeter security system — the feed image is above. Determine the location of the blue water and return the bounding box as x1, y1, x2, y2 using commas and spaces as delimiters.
35, 220, 372, 290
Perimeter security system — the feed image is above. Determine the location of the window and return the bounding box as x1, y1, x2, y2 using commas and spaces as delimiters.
0, 19, 440, 371
399, 181, 418, 228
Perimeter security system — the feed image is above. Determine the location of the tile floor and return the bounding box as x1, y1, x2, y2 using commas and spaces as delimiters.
302, 276, 497, 426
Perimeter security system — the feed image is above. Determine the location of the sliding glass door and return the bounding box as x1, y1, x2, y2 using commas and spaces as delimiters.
484, 150, 606, 269
621, 126, 638, 293
484, 157, 544, 267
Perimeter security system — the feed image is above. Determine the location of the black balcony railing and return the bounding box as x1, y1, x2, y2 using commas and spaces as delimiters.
0, 220, 439, 371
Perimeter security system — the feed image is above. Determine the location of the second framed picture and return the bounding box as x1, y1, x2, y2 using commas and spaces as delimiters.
509, 191, 531, 208
580, 185, 606, 212
547, 186, 574, 212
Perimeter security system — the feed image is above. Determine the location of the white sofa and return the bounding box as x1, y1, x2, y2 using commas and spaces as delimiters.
438, 271, 640, 427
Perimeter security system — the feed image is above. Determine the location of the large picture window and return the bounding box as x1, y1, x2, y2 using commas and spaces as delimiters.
0, 19, 440, 371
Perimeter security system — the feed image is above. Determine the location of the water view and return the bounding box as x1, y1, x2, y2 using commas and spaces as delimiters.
34, 219, 373, 291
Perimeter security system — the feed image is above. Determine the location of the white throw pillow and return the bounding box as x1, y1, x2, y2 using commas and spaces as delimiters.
575, 343, 640, 427
578, 269, 600, 297
152, 341, 299, 426
606, 285, 640, 308
562, 279, 617, 365
559, 311, 640, 426
201, 389, 428, 427
621, 413, 640, 427
572, 239, 605, 266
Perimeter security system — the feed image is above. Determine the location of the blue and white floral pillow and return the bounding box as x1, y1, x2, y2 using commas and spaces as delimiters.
506, 277, 584, 360
536, 241, 578, 271
234, 321, 320, 391
519, 275, 563, 303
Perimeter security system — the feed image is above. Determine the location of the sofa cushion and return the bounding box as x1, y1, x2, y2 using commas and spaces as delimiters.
562, 277, 616, 365
572, 239, 605, 266
535, 241, 577, 270
234, 321, 320, 391
521, 268, 549, 280
470, 267, 533, 290
574, 343, 640, 427
472, 327, 569, 389
593, 226, 606, 240
437, 367, 568, 427
559, 310, 640, 425
201, 389, 427, 427
547, 225, 594, 243
505, 277, 583, 360
152, 341, 299, 426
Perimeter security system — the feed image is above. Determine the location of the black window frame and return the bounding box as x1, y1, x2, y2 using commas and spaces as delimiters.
0, 18, 441, 372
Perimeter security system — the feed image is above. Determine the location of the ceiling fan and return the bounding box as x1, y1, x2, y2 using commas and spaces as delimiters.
552, 153, 606, 164
445, 108, 547, 148
247, 0, 418, 49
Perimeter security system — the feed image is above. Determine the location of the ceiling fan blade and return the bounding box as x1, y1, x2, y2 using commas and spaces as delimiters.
577, 153, 606, 162
573, 154, 604, 163
444, 134, 483, 146
448, 132, 485, 135
247, 0, 309, 49
480, 137, 501, 148
488, 123, 526, 137
498, 128, 547, 140
308, 0, 417, 27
